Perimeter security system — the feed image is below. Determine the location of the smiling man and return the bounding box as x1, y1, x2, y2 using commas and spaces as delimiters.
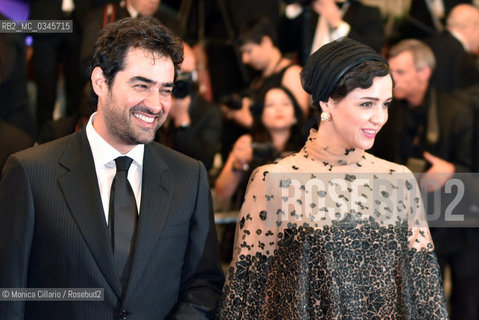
0, 17, 224, 320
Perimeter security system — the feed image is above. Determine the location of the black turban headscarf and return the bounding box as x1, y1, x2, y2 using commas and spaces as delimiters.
301, 37, 388, 108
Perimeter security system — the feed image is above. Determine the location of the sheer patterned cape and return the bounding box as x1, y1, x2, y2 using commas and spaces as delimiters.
217, 129, 448, 319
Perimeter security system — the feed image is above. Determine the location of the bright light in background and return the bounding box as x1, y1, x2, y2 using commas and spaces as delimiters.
0, 0, 29, 20
0, 0, 31, 45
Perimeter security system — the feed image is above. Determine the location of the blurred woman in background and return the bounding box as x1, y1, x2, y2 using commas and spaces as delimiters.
215, 85, 305, 205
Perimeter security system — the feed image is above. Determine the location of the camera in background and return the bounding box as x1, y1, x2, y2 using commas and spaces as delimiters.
172, 70, 197, 98
219, 92, 245, 110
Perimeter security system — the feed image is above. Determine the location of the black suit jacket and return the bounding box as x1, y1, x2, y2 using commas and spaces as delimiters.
279, 0, 384, 64
408, 0, 472, 30
372, 88, 472, 171
0, 129, 224, 319
425, 32, 479, 92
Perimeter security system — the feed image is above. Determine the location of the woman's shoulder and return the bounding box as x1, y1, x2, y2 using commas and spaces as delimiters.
248, 152, 300, 178
363, 152, 412, 174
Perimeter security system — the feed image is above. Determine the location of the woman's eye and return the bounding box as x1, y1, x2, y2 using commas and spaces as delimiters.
360, 102, 372, 107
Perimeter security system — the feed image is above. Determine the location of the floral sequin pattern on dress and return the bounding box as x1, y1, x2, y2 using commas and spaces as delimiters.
217, 129, 448, 319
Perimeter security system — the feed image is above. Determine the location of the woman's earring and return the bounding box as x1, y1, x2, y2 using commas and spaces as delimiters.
320, 111, 331, 122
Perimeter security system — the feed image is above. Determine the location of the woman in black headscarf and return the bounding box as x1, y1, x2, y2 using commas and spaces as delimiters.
217, 37, 448, 319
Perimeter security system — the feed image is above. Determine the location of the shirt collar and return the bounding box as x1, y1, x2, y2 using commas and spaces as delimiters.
86, 112, 144, 168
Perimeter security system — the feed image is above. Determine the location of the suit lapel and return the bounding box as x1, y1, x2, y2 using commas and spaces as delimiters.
125, 144, 173, 297
57, 130, 123, 298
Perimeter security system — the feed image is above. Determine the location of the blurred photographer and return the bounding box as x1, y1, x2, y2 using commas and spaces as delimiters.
156, 42, 222, 172
220, 15, 309, 163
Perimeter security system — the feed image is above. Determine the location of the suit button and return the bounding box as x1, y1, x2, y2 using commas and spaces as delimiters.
119, 310, 129, 319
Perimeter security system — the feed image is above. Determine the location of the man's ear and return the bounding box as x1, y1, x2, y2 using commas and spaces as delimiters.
418, 66, 432, 82
91, 66, 108, 97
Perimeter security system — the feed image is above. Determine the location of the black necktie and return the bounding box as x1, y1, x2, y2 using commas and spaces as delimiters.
109, 156, 138, 290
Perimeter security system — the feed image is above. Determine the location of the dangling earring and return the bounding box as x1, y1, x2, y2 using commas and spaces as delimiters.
320, 111, 331, 122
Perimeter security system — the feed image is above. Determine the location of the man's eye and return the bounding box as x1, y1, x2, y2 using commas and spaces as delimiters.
161, 88, 172, 96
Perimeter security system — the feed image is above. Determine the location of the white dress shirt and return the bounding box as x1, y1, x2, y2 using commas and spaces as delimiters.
86, 113, 144, 223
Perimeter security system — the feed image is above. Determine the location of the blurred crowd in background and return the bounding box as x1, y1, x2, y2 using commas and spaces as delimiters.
1, 0, 479, 318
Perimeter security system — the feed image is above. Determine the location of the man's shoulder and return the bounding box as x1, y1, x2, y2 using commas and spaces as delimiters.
426, 32, 463, 53
433, 89, 474, 133
147, 141, 200, 167
437, 89, 473, 113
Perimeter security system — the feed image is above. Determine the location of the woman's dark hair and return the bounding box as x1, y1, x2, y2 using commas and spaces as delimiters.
252, 85, 305, 152
329, 60, 394, 102
89, 16, 184, 106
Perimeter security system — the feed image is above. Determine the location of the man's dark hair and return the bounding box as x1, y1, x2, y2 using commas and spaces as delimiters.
89, 16, 184, 106
329, 60, 394, 101
237, 16, 279, 47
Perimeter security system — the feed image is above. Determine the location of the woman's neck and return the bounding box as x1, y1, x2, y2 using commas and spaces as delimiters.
317, 122, 346, 149
307, 124, 364, 165
269, 128, 291, 152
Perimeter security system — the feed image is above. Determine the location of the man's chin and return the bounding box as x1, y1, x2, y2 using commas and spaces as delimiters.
123, 129, 157, 146
136, 132, 157, 145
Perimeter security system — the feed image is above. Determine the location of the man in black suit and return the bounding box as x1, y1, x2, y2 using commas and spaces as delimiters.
407, 0, 472, 35
371, 38, 479, 320
279, 0, 384, 65
425, 3, 479, 92
0, 17, 224, 320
